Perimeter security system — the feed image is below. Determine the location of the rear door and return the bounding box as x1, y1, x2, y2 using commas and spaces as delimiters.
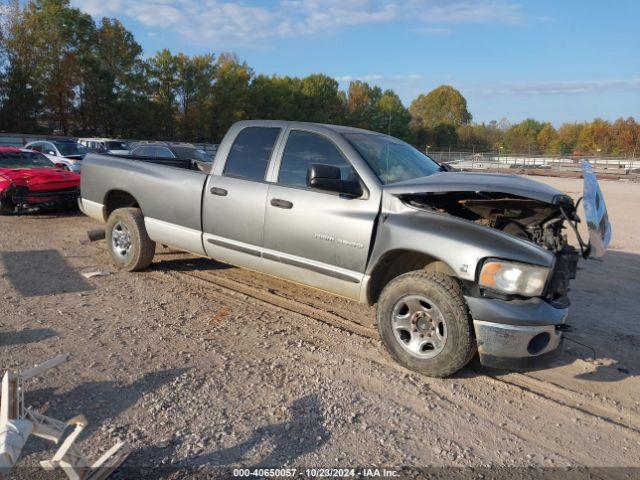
202, 126, 283, 271
262, 128, 380, 299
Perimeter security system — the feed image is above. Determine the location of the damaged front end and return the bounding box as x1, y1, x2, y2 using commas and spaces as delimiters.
400, 190, 580, 304
0, 184, 80, 214
385, 163, 611, 370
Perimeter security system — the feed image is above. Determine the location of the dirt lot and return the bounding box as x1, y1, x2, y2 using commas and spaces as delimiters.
1, 176, 639, 478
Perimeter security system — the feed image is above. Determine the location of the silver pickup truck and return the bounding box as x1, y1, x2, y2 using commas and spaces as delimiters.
79, 120, 611, 377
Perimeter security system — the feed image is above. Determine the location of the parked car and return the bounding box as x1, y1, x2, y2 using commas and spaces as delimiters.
78, 120, 611, 377
0, 147, 80, 214
78, 138, 130, 155
128, 142, 212, 170
24, 140, 88, 173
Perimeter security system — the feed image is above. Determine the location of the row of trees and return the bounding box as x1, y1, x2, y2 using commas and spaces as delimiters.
1, 0, 639, 157
451, 117, 640, 157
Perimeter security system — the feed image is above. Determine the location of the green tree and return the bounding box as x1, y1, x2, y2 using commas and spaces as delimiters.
374, 89, 412, 141
536, 122, 558, 154
249, 74, 306, 120
77, 18, 144, 135
409, 85, 471, 129
0, 0, 44, 132
552, 123, 583, 155
456, 123, 502, 151
209, 53, 252, 141
611, 117, 640, 157
504, 119, 544, 154
174, 53, 215, 141
23, 0, 95, 134
577, 118, 613, 154
147, 49, 180, 139
299, 74, 345, 124
345, 80, 380, 128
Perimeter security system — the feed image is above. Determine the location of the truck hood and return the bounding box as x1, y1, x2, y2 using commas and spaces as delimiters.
383, 171, 568, 204
0, 167, 80, 190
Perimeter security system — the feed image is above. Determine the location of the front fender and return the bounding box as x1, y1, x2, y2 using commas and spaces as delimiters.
367, 194, 554, 283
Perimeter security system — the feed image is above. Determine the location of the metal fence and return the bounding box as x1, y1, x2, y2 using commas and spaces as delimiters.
428, 151, 640, 174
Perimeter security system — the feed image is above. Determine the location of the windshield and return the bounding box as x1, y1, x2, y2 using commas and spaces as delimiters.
106, 141, 129, 150
54, 142, 88, 156
173, 146, 211, 162
344, 132, 441, 184
0, 151, 53, 169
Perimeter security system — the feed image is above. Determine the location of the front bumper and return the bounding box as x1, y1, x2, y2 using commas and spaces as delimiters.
465, 296, 568, 369
8, 186, 79, 211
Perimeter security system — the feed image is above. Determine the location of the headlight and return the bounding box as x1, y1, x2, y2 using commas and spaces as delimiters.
479, 260, 550, 297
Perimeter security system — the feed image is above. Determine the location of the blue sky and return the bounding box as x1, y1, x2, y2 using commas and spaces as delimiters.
71, 0, 640, 125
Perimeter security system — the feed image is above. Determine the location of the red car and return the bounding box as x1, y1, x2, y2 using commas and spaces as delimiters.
0, 147, 80, 214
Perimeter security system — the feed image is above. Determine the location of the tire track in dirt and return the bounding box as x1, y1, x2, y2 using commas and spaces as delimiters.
80, 239, 640, 465
163, 261, 640, 434
150, 266, 639, 466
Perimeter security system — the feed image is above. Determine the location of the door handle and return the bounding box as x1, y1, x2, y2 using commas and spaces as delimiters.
210, 187, 228, 196
270, 198, 293, 209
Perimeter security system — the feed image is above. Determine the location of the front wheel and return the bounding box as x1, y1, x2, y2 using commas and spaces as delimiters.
377, 271, 475, 377
106, 208, 156, 271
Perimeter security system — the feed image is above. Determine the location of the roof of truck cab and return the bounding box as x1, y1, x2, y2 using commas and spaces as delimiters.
232, 119, 380, 136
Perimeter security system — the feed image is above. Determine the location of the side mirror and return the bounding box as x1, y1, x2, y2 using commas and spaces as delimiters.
46, 150, 56, 156
307, 164, 363, 197
54, 163, 66, 170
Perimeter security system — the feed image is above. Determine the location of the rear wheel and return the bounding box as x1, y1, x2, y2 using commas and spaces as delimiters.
106, 208, 156, 271
377, 271, 475, 377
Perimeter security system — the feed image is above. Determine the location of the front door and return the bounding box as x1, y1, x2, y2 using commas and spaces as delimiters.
262, 129, 379, 299
202, 126, 282, 271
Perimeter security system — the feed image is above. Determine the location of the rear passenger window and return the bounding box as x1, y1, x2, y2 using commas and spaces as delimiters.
278, 130, 357, 188
223, 127, 281, 182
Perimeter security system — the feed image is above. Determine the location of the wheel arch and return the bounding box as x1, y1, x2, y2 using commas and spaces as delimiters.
104, 190, 141, 218
366, 249, 457, 305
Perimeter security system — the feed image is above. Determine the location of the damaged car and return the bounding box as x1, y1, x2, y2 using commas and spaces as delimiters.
78, 120, 611, 377
0, 147, 80, 214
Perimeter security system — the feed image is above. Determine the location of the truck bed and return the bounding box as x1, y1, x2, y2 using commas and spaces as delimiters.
80, 153, 208, 232
106, 153, 211, 172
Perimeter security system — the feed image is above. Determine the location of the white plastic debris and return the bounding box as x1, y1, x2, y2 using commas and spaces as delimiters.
0, 354, 129, 479
81, 271, 112, 279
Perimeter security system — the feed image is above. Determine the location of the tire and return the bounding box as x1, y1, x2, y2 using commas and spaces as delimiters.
105, 208, 156, 271
377, 270, 475, 378
0, 198, 14, 215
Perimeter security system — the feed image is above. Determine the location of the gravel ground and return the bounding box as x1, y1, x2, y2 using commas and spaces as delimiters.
1, 176, 639, 479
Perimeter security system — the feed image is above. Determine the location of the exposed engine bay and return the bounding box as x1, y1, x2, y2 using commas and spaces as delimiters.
401, 191, 582, 302
400, 191, 579, 253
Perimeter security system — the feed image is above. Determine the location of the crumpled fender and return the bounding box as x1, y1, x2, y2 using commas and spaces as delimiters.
366, 192, 555, 284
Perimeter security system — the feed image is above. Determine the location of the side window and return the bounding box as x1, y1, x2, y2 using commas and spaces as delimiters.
43, 143, 56, 155
223, 127, 281, 182
278, 130, 357, 189
29, 143, 42, 152
131, 146, 145, 156
153, 147, 174, 158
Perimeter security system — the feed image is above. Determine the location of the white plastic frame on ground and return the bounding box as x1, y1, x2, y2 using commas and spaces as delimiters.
0, 354, 129, 479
